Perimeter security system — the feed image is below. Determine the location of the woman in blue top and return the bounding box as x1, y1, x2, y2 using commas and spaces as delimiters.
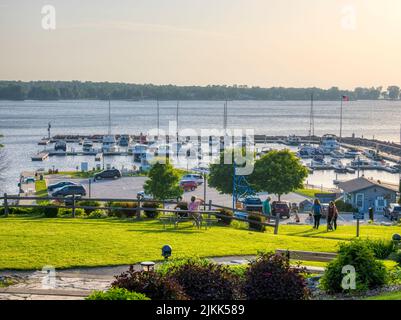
312, 199, 322, 229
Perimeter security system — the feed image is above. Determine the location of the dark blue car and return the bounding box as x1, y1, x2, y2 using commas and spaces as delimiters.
47, 181, 77, 192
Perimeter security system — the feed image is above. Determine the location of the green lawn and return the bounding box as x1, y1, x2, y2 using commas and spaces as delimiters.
35, 180, 48, 197
0, 217, 400, 270
366, 291, 401, 300
295, 188, 331, 198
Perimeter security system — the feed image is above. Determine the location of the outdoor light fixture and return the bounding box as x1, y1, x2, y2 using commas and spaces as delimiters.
162, 245, 172, 260
140, 261, 155, 272
393, 234, 401, 242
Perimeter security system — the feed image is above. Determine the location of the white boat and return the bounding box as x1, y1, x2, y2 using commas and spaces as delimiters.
155, 144, 172, 157
363, 149, 383, 161
344, 149, 360, 158
83, 139, 93, 148
102, 134, 118, 153
331, 159, 347, 173
103, 144, 119, 154
310, 158, 329, 169
320, 134, 340, 155
284, 135, 301, 146
131, 144, 149, 162
119, 135, 131, 147
330, 150, 345, 159
297, 145, 318, 158
350, 158, 370, 168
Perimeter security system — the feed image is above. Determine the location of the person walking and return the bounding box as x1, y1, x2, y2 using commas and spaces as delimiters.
290, 203, 300, 223
312, 199, 322, 229
327, 201, 339, 231
263, 197, 272, 222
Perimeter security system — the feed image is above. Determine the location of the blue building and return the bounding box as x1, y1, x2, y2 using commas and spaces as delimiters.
338, 177, 398, 214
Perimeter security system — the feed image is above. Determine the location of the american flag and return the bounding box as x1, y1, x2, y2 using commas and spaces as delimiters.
342, 95, 350, 101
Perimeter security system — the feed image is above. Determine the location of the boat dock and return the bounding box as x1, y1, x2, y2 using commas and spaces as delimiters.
31, 152, 49, 161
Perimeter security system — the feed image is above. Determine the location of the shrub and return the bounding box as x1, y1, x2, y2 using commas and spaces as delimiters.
88, 209, 108, 219
109, 202, 138, 218
143, 202, 161, 219
86, 288, 150, 300
243, 252, 309, 300
217, 208, 233, 226
365, 239, 396, 259
248, 212, 266, 232
321, 240, 387, 293
58, 208, 85, 217
112, 266, 188, 300
43, 205, 59, 218
335, 200, 358, 213
166, 259, 241, 300
77, 200, 101, 214
0, 207, 41, 216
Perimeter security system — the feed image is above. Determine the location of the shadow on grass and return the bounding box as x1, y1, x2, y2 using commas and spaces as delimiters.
283, 228, 354, 241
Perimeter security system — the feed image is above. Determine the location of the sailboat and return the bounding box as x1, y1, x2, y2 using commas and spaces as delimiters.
297, 94, 321, 158
102, 100, 118, 154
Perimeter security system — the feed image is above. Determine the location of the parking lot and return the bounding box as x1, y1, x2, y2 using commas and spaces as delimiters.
46, 175, 307, 207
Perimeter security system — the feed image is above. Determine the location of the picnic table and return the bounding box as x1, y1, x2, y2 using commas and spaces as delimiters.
159, 210, 217, 230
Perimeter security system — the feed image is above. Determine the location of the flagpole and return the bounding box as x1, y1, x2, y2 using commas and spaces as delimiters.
339, 97, 343, 143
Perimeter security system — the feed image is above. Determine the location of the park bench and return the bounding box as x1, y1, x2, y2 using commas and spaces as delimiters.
159, 215, 218, 230
275, 249, 337, 274
275, 249, 337, 262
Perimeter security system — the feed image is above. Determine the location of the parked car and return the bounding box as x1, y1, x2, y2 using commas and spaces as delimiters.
94, 169, 121, 180
242, 197, 263, 212
137, 191, 153, 201
181, 174, 204, 185
24, 177, 36, 184
52, 185, 86, 197
180, 180, 198, 192
272, 201, 291, 219
47, 181, 77, 192
384, 204, 401, 221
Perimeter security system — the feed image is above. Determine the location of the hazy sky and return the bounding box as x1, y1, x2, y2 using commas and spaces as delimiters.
1, 0, 401, 89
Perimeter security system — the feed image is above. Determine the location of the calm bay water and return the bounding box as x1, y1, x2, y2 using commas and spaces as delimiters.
1, 99, 401, 194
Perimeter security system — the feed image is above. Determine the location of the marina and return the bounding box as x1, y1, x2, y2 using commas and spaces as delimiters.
2, 99, 401, 194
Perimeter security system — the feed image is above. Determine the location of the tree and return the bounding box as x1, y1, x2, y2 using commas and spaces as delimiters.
144, 160, 183, 201
387, 86, 400, 100
208, 150, 235, 195
250, 150, 308, 201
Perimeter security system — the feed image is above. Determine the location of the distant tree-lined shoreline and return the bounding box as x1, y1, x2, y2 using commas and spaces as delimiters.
0, 81, 399, 101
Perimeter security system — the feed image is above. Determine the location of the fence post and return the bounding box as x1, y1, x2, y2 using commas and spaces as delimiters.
208, 200, 212, 218
356, 217, 360, 237
3, 193, 9, 217
136, 195, 141, 220
72, 194, 76, 218
274, 213, 280, 235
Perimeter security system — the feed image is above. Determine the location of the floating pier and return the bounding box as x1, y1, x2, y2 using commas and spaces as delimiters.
31, 152, 49, 161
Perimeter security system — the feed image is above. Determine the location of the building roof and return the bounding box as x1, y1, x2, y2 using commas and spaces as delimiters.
338, 177, 399, 193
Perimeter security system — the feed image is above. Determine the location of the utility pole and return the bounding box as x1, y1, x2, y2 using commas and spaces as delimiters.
176, 101, 179, 158
157, 99, 160, 139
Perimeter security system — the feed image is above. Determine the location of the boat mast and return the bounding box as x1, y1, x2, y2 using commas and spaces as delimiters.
108, 99, 111, 135
308, 93, 314, 144
176, 101, 179, 157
